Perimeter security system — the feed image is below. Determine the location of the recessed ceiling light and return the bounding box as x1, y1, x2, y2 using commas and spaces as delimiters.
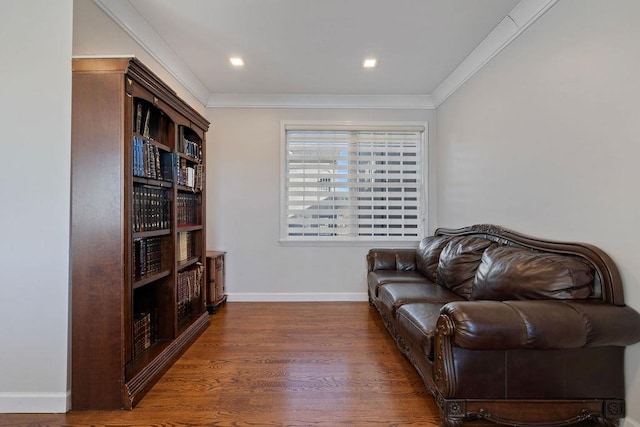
363, 58, 377, 68
229, 57, 244, 67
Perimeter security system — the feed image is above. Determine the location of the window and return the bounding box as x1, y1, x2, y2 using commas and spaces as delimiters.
281, 122, 427, 242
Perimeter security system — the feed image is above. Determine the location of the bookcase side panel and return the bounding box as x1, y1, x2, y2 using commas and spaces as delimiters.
71, 72, 127, 410
200, 132, 207, 302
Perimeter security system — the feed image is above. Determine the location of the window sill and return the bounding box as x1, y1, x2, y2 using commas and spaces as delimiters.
278, 239, 419, 248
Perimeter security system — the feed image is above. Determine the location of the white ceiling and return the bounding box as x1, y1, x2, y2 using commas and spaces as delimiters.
94, 0, 558, 108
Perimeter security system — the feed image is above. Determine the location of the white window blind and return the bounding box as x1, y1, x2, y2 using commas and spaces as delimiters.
283, 124, 425, 241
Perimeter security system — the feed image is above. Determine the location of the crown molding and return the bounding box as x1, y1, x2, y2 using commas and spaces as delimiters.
92, 0, 210, 106
431, 0, 559, 107
207, 93, 436, 109
94, 0, 558, 110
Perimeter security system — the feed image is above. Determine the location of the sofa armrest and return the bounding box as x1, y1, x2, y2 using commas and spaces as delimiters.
437, 300, 640, 350
367, 248, 417, 272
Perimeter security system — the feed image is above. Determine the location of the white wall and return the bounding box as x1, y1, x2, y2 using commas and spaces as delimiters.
0, 0, 73, 412
437, 0, 640, 421
72, 0, 206, 116
206, 108, 436, 300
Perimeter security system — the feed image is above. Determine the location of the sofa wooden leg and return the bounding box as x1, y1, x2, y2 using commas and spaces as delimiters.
594, 417, 619, 427
438, 398, 465, 427
594, 399, 625, 427
440, 415, 464, 427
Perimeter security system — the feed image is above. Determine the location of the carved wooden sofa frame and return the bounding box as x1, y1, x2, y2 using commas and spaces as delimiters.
367, 224, 640, 427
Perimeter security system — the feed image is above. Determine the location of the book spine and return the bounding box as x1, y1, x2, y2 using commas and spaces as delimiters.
132, 186, 169, 232
142, 105, 151, 138
133, 312, 153, 357
176, 263, 204, 322
133, 236, 167, 279
154, 145, 161, 180
176, 193, 201, 226
135, 102, 143, 134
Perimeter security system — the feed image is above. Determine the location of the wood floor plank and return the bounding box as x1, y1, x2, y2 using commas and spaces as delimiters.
0, 302, 441, 426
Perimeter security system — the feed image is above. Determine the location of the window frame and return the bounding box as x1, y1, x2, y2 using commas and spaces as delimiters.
279, 120, 429, 246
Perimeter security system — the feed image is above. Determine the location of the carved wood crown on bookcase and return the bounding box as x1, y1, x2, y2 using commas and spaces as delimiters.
434, 224, 625, 306
72, 57, 210, 132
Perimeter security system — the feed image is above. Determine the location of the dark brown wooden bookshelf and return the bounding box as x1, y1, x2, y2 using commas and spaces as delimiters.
71, 57, 210, 410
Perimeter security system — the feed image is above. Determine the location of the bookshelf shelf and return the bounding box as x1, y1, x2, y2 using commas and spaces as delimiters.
126, 338, 171, 377
133, 229, 171, 239
177, 225, 203, 232
132, 269, 171, 290
178, 312, 202, 333
71, 57, 210, 410
132, 176, 173, 188
132, 133, 171, 153
178, 152, 201, 163
177, 256, 201, 270
176, 184, 201, 192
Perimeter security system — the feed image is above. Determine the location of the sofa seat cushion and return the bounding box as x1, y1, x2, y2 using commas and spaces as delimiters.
368, 270, 429, 298
377, 282, 463, 319
396, 302, 447, 360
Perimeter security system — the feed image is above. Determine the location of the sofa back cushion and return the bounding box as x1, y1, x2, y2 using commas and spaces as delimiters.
437, 236, 495, 300
471, 245, 594, 301
416, 235, 452, 282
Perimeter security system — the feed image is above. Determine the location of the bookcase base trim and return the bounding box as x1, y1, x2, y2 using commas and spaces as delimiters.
124, 312, 210, 409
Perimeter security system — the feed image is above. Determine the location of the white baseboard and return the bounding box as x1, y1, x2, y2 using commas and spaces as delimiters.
227, 292, 369, 302
0, 391, 69, 413
624, 417, 640, 427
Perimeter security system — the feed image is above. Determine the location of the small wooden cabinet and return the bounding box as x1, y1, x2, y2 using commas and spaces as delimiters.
206, 251, 227, 313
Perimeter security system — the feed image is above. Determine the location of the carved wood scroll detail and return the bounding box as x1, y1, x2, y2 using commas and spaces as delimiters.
435, 315, 456, 397
605, 400, 625, 417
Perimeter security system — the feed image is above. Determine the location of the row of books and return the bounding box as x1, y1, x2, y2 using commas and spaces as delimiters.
156, 152, 204, 190
177, 264, 204, 322
177, 193, 201, 226
135, 101, 159, 140
133, 136, 168, 180
131, 137, 205, 191
133, 237, 164, 280
133, 186, 170, 232
133, 311, 156, 357
178, 126, 202, 160
182, 162, 197, 188
179, 136, 201, 161
178, 158, 204, 190
178, 231, 196, 263
133, 102, 151, 138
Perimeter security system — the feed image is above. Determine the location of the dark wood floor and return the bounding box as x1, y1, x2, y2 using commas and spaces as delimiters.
1, 302, 442, 426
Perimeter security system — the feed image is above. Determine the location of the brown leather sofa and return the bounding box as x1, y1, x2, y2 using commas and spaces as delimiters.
367, 224, 640, 427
